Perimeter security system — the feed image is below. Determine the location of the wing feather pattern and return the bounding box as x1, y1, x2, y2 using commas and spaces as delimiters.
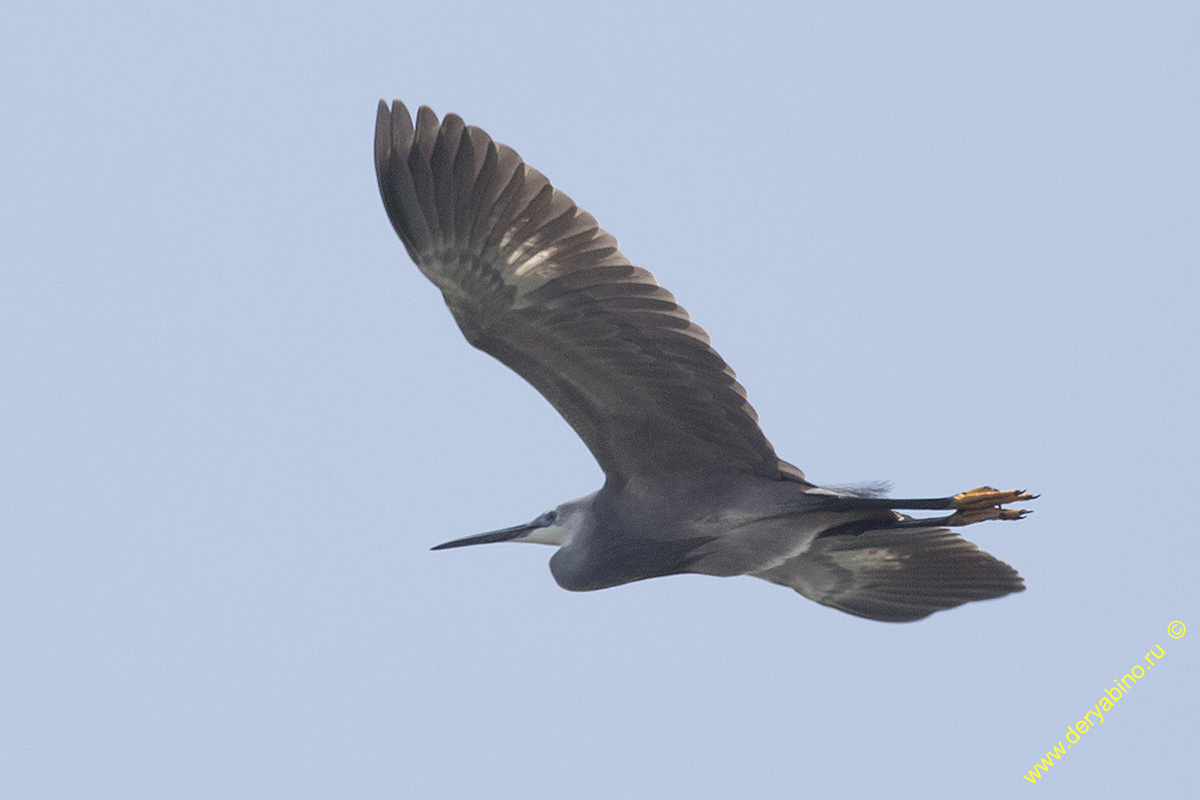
375, 100, 804, 485
753, 527, 1024, 622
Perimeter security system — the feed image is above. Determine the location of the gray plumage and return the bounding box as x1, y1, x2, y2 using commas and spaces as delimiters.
374, 100, 1034, 622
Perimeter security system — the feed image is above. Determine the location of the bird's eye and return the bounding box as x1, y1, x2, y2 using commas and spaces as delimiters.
538, 510, 558, 526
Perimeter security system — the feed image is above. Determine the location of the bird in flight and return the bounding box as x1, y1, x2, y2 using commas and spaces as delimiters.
374, 100, 1034, 622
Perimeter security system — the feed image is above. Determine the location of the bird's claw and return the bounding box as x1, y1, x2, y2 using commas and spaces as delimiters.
943, 486, 1036, 526
951, 486, 1037, 510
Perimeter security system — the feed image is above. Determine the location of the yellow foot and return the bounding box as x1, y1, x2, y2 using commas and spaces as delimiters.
946, 486, 1036, 526
951, 486, 1036, 509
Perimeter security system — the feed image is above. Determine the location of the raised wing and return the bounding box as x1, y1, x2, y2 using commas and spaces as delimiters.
374, 100, 805, 486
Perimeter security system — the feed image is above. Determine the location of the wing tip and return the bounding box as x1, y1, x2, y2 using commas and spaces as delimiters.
374, 99, 416, 171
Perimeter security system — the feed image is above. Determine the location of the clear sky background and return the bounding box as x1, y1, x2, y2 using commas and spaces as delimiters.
3, 2, 1198, 798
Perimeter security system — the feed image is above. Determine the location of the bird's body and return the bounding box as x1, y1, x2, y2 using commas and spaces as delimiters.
375, 100, 1034, 622
520, 477, 842, 592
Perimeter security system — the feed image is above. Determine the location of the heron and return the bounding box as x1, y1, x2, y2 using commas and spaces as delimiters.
374, 100, 1034, 622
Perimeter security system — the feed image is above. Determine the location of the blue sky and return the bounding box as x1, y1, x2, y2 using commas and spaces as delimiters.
3, 1, 1197, 797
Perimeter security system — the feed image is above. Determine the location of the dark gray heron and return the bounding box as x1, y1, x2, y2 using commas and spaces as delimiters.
374, 100, 1034, 622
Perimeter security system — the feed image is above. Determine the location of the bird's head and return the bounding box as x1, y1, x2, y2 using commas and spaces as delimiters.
430, 493, 595, 551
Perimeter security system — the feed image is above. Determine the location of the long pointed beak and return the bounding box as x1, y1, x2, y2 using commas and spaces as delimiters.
431, 523, 538, 551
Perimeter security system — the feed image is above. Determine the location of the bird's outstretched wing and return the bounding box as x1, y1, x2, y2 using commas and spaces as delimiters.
374, 100, 805, 486
753, 527, 1024, 622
